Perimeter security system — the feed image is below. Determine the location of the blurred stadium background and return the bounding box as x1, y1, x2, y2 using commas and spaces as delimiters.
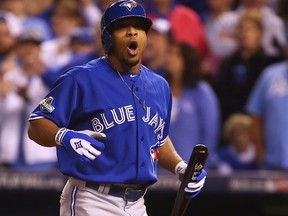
1, 168, 288, 216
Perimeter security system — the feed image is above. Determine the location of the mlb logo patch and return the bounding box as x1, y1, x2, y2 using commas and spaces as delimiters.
120, 1, 137, 11
40, 96, 55, 113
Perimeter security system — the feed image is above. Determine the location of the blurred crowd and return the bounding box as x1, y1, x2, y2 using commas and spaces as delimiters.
0, 0, 288, 175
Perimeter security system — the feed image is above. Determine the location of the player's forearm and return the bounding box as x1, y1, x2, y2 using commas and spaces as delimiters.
158, 137, 183, 174
28, 118, 59, 147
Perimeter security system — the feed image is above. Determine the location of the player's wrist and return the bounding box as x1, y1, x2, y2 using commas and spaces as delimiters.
55, 127, 69, 146
175, 161, 187, 176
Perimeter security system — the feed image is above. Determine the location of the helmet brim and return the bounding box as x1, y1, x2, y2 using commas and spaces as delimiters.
106, 15, 152, 33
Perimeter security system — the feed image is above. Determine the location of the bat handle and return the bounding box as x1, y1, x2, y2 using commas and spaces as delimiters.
171, 144, 208, 216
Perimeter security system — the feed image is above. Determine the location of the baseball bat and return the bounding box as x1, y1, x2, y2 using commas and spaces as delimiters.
171, 144, 208, 216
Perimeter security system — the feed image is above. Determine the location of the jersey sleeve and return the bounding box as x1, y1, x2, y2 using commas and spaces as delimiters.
29, 72, 80, 127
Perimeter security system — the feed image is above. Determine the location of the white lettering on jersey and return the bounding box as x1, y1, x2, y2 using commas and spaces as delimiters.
142, 107, 151, 122
125, 105, 135, 122
91, 117, 104, 132
148, 112, 158, 128
101, 113, 114, 129
154, 118, 165, 140
111, 108, 125, 124
91, 105, 165, 139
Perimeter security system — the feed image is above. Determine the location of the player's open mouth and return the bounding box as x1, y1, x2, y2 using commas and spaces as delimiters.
127, 41, 138, 56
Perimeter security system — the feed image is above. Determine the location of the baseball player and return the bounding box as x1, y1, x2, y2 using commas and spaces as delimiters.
27, 1, 207, 215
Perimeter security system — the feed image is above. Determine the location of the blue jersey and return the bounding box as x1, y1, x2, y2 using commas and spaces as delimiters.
29, 56, 172, 185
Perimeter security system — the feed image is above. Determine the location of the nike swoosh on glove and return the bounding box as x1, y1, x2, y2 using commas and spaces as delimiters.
55, 128, 106, 160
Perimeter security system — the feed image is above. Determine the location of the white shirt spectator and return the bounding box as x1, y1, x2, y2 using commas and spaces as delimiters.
205, 11, 238, 59
0, 68, 57, 166
237, 5, 287, 56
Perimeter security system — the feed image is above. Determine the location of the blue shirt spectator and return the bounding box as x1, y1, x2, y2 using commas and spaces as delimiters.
169, 82, 220, 168
164, 42, 220, 169
246, 61, 288, 170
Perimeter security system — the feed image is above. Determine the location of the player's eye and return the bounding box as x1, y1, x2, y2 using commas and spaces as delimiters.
114, 22, 130, 30
110, 18, 146, 32
133, 22, 146, 31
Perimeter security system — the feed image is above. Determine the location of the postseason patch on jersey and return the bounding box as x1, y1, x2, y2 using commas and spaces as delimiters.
39, 96, 55, 113
120, 1, 137, 11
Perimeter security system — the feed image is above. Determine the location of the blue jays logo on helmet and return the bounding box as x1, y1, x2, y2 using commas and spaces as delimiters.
120, 1, 137, 11
101, 0, 152, 53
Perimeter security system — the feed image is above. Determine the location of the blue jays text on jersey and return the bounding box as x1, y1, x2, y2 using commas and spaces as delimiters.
91, 105, 166, 141
29, 57, 172, 185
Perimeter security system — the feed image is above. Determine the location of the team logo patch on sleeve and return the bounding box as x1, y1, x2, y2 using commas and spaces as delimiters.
150, 142, 160, 172
120, 1, 137, 11
40, 96, 55, 113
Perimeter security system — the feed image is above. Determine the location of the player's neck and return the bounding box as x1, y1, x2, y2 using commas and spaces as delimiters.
107, 55, 141, 73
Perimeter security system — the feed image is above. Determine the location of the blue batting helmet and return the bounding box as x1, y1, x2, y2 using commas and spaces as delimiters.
101, 0, 152, 53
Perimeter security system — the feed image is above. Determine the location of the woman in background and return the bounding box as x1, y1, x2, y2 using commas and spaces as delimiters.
164, 42, 220, 169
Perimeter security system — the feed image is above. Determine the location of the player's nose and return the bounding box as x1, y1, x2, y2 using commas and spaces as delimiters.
127, 27, 138, 37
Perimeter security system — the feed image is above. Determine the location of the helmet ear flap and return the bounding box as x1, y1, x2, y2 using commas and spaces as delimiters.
101, 28, 113, 54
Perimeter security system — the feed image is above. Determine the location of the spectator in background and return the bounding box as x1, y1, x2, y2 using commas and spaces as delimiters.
204, 0, 238, 76
218, 113, 257, 174
215, 9, 281, 124
31, 0, 55, 31
245, 56, 288, 170
42, 27, 99, 88
236, 0, 287, 58
142, 18, 171, 77
277, 0, 288, 41
177, 0, 210, 21
94, 19, 106, 57
40, 0, 87, 70
164, 42, 220, 169
0, 12, 22, 140
0, 12, 22, 73
0, 29, 57, 170
30, 0, 102, 34
24, 0, 54, 19
67, 27, 98, 66
79, 0, 102, 28
97, 0, 117, 12
265, 0, 280, 11
0, 0, 53, 41
143, 0, 210, 61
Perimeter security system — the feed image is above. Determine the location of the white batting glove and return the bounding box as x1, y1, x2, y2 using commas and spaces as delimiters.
175, 161, 207, 198
55, 128, 106, 160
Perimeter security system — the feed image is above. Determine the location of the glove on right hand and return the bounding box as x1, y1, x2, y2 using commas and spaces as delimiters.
55, 128, 105, 160
175, 161, 207, 199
